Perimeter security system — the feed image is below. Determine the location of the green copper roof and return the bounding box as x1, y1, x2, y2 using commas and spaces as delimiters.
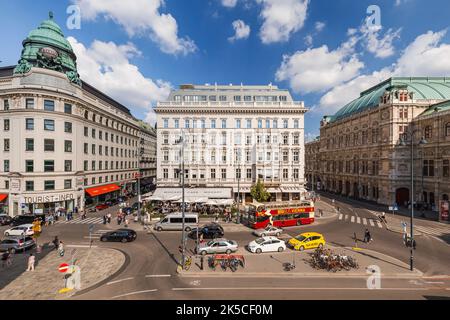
330, 77, 450, 123
14, 12, 81, 85
420, 100, 450, 117
25, 15, 73, 52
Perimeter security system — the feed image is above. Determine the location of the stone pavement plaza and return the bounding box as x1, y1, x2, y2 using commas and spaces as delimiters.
0, 246, 125, 300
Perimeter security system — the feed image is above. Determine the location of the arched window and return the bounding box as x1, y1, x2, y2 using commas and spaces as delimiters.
424, 125, 433, 139
446, 123, 450, 136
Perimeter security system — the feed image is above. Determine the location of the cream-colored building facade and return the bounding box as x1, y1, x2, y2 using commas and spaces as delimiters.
305, 77, 450, 212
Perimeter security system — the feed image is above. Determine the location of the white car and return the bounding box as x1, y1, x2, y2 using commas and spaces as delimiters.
247, 236, 286, 254
4, 224, 34, 237
253, 225, 283, 237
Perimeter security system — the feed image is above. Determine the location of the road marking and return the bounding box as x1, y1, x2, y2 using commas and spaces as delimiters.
107, 277, 135, 285
363, 218, 367, 225
424, 282, 445, 284
376, 221, 383, 228
338, 214, 343, 220
83, 236, 100, 239
369, 220, 375, 227
145, 274, 172, 278
172, 287, 427, 291
111, 289, 158, 299
356, 217, 361, 224
66, 245, 98, 248
351, 216, 355, 223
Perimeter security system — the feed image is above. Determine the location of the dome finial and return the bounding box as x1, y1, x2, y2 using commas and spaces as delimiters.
49, 11, 54, 20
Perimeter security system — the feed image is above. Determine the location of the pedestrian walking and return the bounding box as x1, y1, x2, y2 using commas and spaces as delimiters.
214, 212, 219, 223
353, 232, 358, 248
364, 229, 372, 243
107, 213, 112, 224
1, 250, 12, 268
26, 254, 35, 271
125, 218, 129, 227
102, 215, 107, 224
58, 241, 65, 257
52, 236, 59, 250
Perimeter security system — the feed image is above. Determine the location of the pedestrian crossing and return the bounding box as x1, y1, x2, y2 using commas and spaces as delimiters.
414, 225, 450, 238
338, 214, 384, 229
55, 217, 104, 225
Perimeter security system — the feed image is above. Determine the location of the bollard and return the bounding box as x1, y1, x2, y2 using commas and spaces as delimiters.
200, 256, 204, 271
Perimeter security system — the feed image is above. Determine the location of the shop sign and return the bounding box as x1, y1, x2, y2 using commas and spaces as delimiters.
24, 193, 75, 204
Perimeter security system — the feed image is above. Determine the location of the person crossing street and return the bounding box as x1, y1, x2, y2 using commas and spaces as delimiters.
364, 229, 372, 243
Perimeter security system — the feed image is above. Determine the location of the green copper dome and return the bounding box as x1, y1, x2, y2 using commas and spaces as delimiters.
14, 12, 81, 85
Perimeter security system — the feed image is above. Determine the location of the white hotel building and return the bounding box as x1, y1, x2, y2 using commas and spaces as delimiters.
155, 84, 308, 203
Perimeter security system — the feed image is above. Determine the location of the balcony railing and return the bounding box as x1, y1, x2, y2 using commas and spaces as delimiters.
157, 101, 305, 108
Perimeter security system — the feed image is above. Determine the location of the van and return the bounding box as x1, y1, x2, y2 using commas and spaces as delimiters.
154, 213, 198, 231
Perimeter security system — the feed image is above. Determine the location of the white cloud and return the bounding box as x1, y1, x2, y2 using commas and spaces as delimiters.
393, 30, 450, 76
68, 37, 171, 125
395, 0, 411, 6
228, 20, 251, 42
313, 30, 450, 116
360, 21, 401, 58
315, 21, 326, 32
275, 35, 363, 94
221, 0, 238, 7
74, 0, 196, 56
256, 0, 309, 44
304, 34, 313, 47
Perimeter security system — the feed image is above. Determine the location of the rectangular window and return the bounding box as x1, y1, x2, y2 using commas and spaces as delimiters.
26, 181, 34, 191
211, 119, 216, 129
26, 98, 34, 109
64, 179, 72, 189
26, 138, 34, 151
4, 99, 9, 110
64, 122, 72, 133
209, 95, 217, 102
44, 119, 55, 131
91, 177, 96, 185
185, 119, 190, 129
4, 119, 9, 131
44, 139, 54, 152
244, 96, 252, 102
246, 119, 252, 129
258, 119, 262, 129
443, 160, 450, 178
99, 131, 102, 140
84, 126, 88, 137
174, 119, 179, 129
3, 139, 9, 151
64, 103, 72, 114
283, 169, 288, 179
163, 169, 168, 179
84, 160, 88, 171
44, 160, 55, 172
273, 119, 278, 129
26, 118, 34, 130
219, 95, 227, 102
3, 160, 9, 172
64, 140, 72, 152
84, 143, 88, 154
221, 168, 227, 179
25, 160, 34, 172
99, 145, 102, 155
92, 144, 96, 155
221, 119, 227, 129
64, 160, 72, 172
92, 129, 96, 139
247, 168, 252, 179
163, 119, 169, 128
92, 161, 96, 171
105, 132, 108, 141
44, 100, 55, 111
283, 119, 288, 129
266, 119, 270, 128
236, 119, 241, 129
294, 119, 299, 129
44, 180, 55, 191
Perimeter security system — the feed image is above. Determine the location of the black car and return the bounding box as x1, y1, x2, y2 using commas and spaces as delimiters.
189, 223, 224, 239
121, 207, 133, 215
105, 198, 119, 206
0, 214, 12, 226
10, 214, 45, 227
100, 229, 137, 243
131, 202, 143, 211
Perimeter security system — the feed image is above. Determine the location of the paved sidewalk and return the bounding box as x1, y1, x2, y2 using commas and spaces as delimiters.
0, 246, 125, 300
180, 244, 423, 278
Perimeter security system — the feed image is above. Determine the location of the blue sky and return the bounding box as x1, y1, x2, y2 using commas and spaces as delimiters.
1, 0, 450, 139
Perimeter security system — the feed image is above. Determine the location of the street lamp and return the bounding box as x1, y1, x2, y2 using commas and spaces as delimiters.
236, 162, 241, 224
399, 129, 427, 271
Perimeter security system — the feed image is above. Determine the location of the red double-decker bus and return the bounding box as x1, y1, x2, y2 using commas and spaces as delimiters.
244, 201, 315, 229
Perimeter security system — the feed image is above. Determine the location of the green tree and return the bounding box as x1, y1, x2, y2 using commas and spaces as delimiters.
250, 179, 270, 202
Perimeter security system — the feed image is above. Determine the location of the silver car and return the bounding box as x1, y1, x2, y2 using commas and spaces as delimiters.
253, 225, 283, 237
196, 238, 238, 255
0, 236, 35, 253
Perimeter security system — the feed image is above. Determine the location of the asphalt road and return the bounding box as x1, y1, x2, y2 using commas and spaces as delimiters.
1, 195, 449, 300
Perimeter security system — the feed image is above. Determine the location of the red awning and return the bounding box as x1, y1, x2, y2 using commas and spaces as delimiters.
85, 184, 120, 197
0, 194, 7, 202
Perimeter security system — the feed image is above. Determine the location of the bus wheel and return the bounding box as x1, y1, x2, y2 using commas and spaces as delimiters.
296, 220, 302, 226
318, 243, 323, 249
299, 246, 305, 251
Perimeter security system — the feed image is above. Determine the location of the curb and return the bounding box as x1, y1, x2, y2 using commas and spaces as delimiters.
178, 272, 424, 279
386, 225, 423, 236
72, 248, 131, 297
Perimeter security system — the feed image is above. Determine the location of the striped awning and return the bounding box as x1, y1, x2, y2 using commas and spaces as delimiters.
85, 184, 120, 197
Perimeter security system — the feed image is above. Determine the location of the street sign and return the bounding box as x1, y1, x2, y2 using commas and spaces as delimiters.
394, 205, 398, 211
58, 263, 69, 273
389, 206, 393, 211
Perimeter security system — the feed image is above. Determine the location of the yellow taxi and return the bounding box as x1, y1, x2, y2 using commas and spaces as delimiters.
287, 232, 325, 251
